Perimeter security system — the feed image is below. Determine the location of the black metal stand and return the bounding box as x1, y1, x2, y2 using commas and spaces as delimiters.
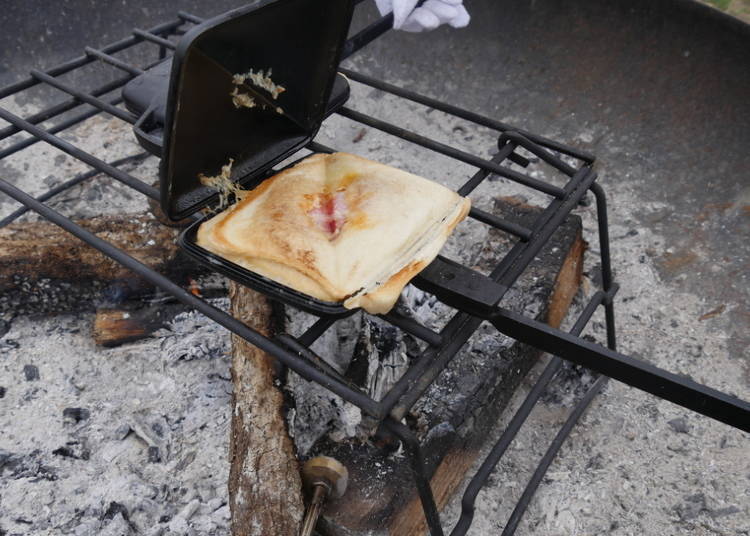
0, 9, 747, 536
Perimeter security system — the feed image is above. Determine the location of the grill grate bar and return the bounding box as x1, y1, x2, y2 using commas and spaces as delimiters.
0, 96, 125, 161
0, 107, 157, 199
380, 310, 443, 347
274, 334, 355, 385
385, 418, 446, 535
337, 106, 567, 197
456, 142, 516, 196
29, 69, 138, 124
338, 68, 595, 163
84, 46, 146, 76
0, 152, 149, 229
469, 207, 532, 241
0, 75, 132, 143
0, 18, 183, 100
499, 131, 579, 177
133, 28, 177, 50
296, 317, 338, 347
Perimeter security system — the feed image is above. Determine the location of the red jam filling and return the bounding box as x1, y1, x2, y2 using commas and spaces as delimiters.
309, 191, 347, 238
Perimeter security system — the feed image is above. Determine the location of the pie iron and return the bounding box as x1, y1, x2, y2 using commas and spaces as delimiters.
157, 0, 357, 316
122, 60, 351, 158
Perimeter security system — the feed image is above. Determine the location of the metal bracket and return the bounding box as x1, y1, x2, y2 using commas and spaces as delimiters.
415, 255, 507, 317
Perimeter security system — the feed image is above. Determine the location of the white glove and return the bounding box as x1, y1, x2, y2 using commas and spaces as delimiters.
374, 0, 470, 32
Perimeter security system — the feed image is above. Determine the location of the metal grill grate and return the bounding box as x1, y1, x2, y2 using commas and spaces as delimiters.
0, 8, 747, 536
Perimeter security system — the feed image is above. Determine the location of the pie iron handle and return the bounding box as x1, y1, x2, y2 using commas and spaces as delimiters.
413, 256, 507, 318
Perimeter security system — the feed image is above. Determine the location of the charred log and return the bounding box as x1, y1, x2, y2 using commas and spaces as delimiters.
0, 213, 202, 314
292, 197, 585, 535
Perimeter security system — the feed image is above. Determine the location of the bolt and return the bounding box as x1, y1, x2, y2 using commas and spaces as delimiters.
299, 456, 348, 536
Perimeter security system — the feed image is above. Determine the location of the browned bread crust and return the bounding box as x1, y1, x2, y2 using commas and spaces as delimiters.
197, 152, 470, 314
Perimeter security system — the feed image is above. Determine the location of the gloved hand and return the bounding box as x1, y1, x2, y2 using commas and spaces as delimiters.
374, 0, 470, 32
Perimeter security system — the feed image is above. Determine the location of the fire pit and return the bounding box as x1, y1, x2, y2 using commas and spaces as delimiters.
0, 1, 747, 535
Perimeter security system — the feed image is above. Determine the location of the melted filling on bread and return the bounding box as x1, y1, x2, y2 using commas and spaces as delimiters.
198, 159, 246, 211
308, 191, 347, 238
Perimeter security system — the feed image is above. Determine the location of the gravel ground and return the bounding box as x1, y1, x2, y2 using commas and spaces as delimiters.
0, 2, 748, 535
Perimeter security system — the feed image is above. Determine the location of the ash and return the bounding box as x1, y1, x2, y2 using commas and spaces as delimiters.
0, 46, 748, 536
0, 309, 233, 536
157, 304, 231, 363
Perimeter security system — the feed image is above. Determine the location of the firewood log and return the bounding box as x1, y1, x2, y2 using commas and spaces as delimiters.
228, 282, 304, 536
0, 214, 197, 314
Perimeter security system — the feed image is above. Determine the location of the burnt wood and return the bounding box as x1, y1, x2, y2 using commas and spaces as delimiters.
0, 213, 199, 314
315, 197, 585, 535
92, 303, 188, 347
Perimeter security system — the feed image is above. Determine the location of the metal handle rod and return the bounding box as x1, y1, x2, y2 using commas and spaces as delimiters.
450, 289, 608, 535
341, 13, 394, 59
178, 3, 393, 63
490, 308, 750, 433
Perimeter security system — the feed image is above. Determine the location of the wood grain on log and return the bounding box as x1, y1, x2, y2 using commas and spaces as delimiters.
0, 214, 194, 314
546, 227, 586, 330
93, 303, 187, 347
228, 282, 304, 536
0, 214, 178, 283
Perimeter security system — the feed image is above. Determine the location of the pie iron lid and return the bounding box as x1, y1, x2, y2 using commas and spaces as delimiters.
160, 0, 355, 221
